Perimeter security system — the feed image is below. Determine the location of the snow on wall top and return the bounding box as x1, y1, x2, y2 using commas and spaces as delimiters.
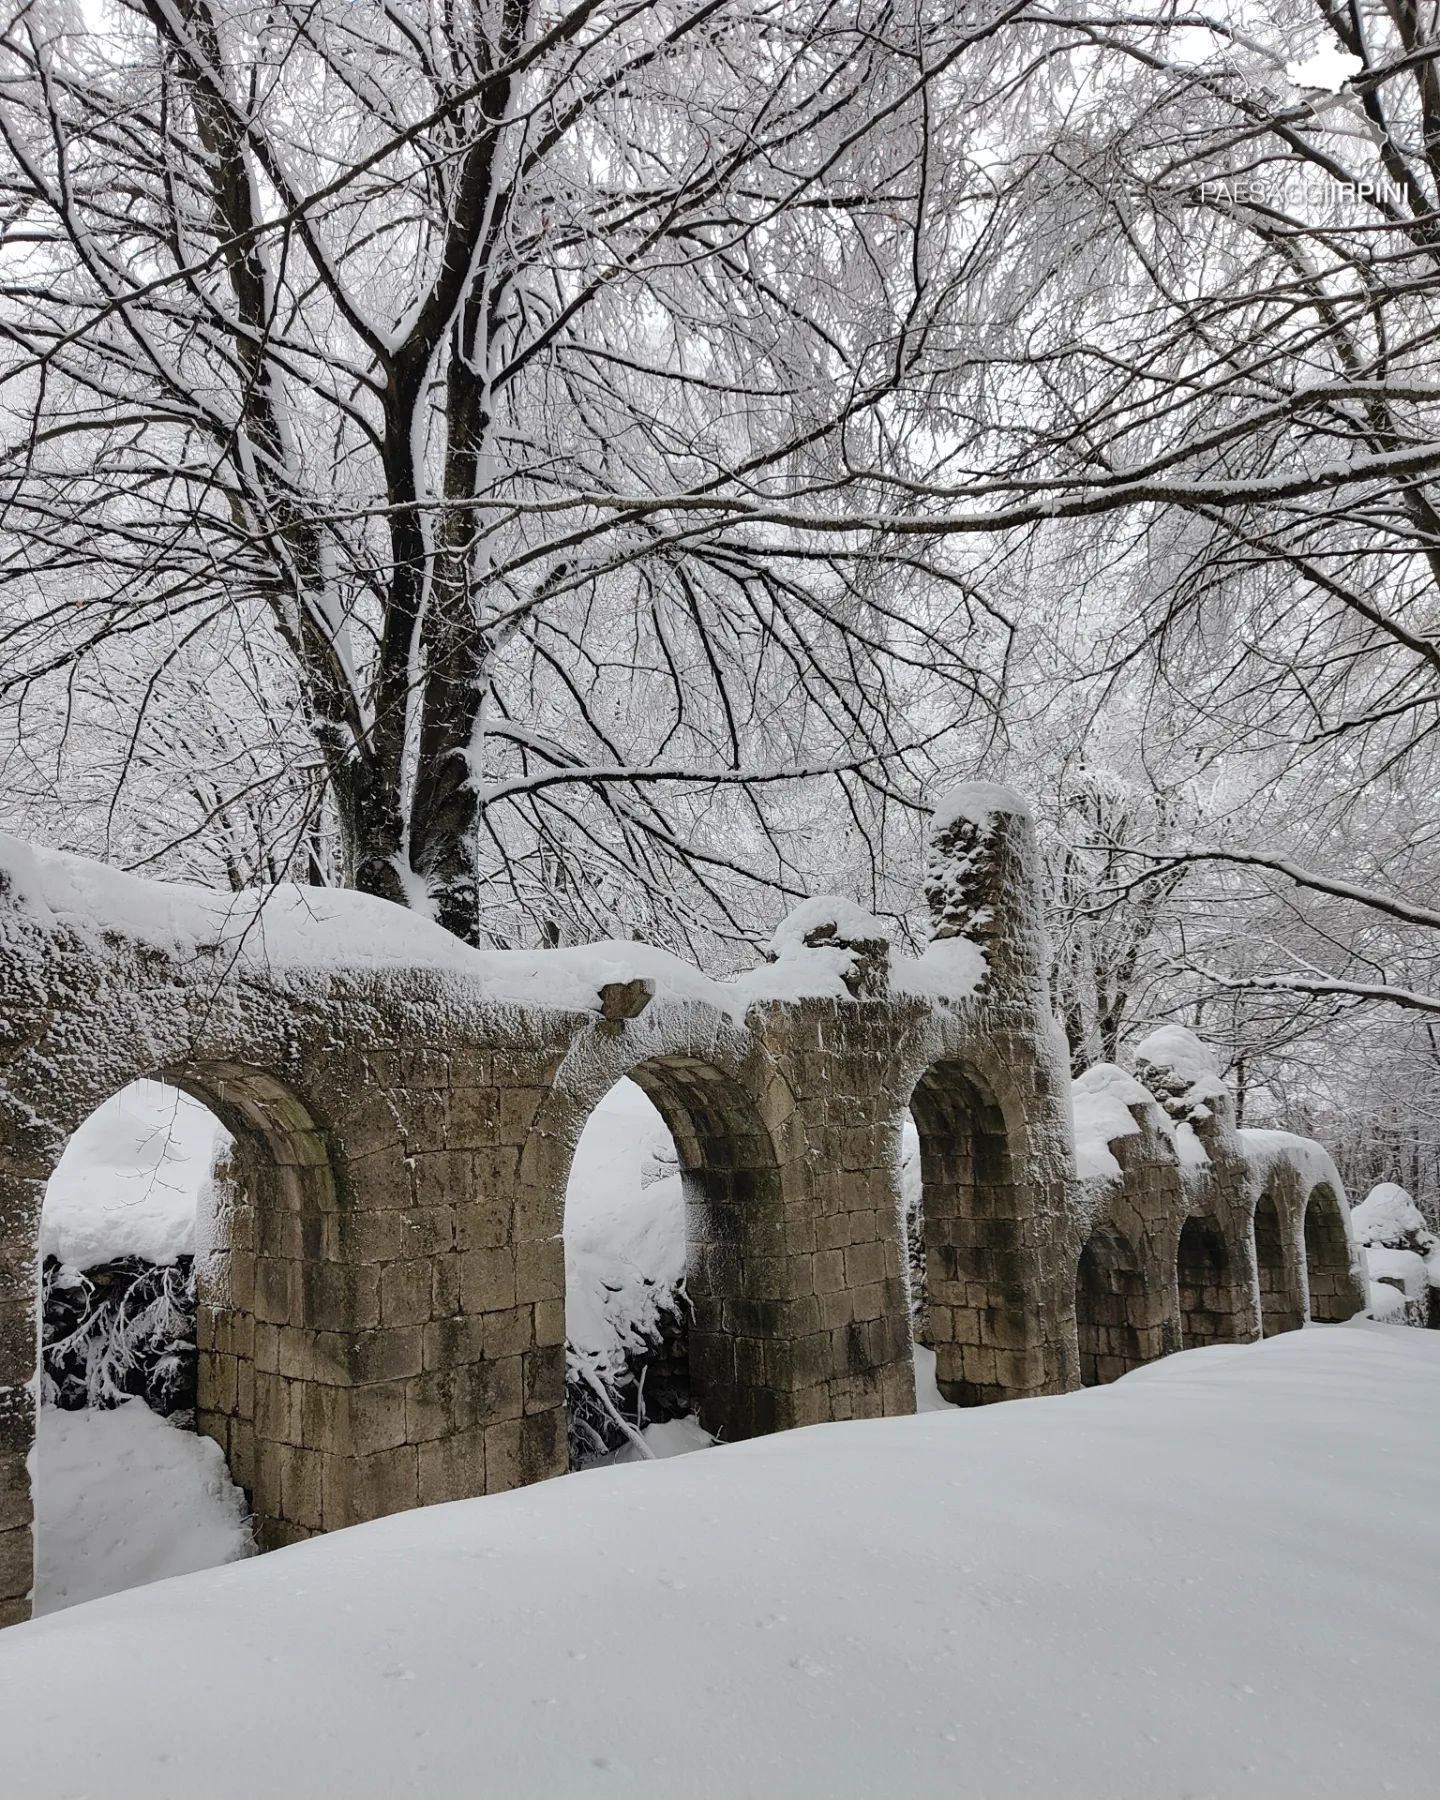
765, 896, 891, 959
0, 836, 985, 1023
1133, 1024, 1229, 1119
930, 781, 1032, 834
1070, 1063, 1153, 1186
1133, 1024, 1225, 1093
1236, 1127, 1345, 1196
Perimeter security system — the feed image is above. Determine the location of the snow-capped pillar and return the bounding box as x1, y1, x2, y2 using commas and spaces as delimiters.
918, 783, 1078, 1403
1133, 1028, 1261, 1345
662, 900, 917, 1439
925, 782, 1049, 1006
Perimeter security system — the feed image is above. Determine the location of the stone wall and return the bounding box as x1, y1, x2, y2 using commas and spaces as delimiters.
0, 788, 1367, 1627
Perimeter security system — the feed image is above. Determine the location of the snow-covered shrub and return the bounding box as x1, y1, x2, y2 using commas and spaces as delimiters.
1351, 1184, 1440, 1327
564, 1087, 697, 1465
41, 1254, 197, 1414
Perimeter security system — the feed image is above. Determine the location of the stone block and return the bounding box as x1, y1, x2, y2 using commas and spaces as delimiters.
418, 1427, 487, 1505
461, 1245, 517, 1314
380, 1258, 433, 1328
514, 1238, 563, 1304
0, 1523, 32, 1604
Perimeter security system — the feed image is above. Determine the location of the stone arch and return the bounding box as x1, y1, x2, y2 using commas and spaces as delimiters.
1252, 1190, 1301, 1335
1075, 1225, 1153, 1386
1175, 1215, 1241, 1349
4, 1052, 346, 1624
621, 1056, 790, 1443
531, 1044, 800, 1448
1303, 1182, 1359, 1323
907, 1057, 1038, 1404
159, 1060, 341, 1545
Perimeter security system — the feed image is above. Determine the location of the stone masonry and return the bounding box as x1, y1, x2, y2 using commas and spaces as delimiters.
0, 788, 1367, 1626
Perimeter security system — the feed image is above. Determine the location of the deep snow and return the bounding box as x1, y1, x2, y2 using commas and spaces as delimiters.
5, 1323, 1435, 1799
29, 1404, 254, 1616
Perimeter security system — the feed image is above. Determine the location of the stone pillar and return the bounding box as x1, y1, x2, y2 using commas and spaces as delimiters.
919, 784, 1075, 1404
1134, 1030, 1261, 1345
735, 997, 917, 1434
1092, 1080, 1186, 1361
0, 1153, 43, 1628
925, 782, 1047, 1004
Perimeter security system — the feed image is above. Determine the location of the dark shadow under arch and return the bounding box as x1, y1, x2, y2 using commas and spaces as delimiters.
616, 1055, 788, 1443
1076, 1226, 1148, 1386
1253, 1192, 1300, 1335
1176, 1215, 1240, 1349
1303, 1183, 1358, 1324
908, 1060, 1034, 1405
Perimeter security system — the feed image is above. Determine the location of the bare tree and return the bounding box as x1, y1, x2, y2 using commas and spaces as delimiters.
1, 0, 1029, 945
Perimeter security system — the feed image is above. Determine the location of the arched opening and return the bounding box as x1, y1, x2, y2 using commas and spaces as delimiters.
563, 1077, 695, 1467
34, 1080, 253, 1613
1252, 1192, 1299, 1335
23, 1056, 344, 1619
1176, 1215, 1238, 1349
908, 1061, 1036, 1405
565, 1056, 790, 1448
1075, 1227, 1149, 1386
1304, 1183, 1359, 1323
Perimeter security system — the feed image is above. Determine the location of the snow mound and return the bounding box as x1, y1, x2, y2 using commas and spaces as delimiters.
1133, 1024, 1229, 1117
41, 1081, 228, 1266
1352, 1183, 1440, 1301
1070, 1062, 1156, 1185
930, 779, 1032, 831
890, 934, 987, 1002
1351, 1183, 1436, 1253
765, 895, 890, 958
29, 1402, 254, 1615
4, 1325, 1436, 1799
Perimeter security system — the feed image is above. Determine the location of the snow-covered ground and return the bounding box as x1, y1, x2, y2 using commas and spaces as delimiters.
29, 1405, 254, 1616
6, 1323, 1434, 1799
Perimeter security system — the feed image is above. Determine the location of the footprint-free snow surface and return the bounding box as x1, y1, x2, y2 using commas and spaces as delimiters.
29, 1404, 254, 1616
3, 1323, 1435, 1799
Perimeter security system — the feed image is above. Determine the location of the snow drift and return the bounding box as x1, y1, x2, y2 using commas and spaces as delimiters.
2, 1323, 1434, 1799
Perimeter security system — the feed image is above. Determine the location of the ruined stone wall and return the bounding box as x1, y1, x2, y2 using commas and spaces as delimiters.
0, 792, 1368, 1628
